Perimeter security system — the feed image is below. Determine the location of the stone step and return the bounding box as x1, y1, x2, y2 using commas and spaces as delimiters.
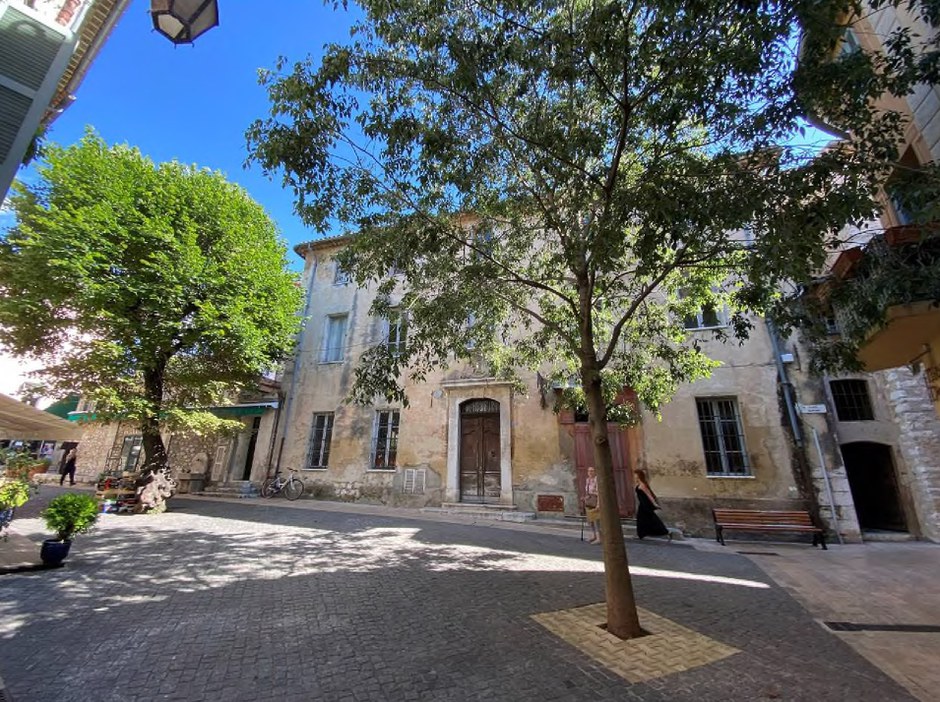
439, 502, 518, 511
191, 483, 259, 499
423, 506, 536, 523
862, 529, 917, 542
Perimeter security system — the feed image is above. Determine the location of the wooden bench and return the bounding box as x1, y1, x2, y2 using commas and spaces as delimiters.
712, 508, 827, 550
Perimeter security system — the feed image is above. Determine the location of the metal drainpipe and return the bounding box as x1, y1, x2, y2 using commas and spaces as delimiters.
766, 319, 804, 447
273, 253, 318, 474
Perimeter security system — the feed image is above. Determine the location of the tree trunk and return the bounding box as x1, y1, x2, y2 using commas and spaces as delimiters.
581, 361, 644, 640
134, 367, 177, 513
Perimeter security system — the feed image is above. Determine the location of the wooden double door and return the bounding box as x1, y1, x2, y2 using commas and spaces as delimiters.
460, 406, 501, 503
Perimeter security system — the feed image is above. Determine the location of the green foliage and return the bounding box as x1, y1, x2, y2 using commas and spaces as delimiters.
1, 449, 49, 482
249, 0, 926, 410
0, 480, 31, 510
41, 492, 99, 541
0, 131, 304, 473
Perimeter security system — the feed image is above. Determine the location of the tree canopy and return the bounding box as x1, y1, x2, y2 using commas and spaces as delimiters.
249, 0, 930, 638
0, 131, 303, 507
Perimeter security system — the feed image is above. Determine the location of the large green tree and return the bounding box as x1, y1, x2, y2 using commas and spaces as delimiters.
249, 0, 928, 638
0, 132, 303, 511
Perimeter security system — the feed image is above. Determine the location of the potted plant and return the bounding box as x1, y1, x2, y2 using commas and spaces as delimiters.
2, 449, 50, 482
0, 479, 31, 539
39, 492, 99, 566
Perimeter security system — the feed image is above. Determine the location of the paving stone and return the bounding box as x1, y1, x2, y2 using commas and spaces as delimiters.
0, 496, 920, 701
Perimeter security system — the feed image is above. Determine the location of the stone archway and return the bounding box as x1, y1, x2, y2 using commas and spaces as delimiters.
841, 442, 907, 532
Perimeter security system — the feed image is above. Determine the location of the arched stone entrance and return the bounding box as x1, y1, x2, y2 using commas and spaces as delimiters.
442, 380, 513, 505
459, 398, 501, 503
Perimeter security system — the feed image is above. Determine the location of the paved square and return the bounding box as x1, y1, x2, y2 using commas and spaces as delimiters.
0, 494, 918, 701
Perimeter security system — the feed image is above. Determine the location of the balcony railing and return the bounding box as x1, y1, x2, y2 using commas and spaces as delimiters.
829, 224, 940, 340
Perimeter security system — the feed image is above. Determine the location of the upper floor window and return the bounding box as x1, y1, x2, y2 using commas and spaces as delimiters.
321, 314, 348, 363
840, 28, 861, 56
371, 410, 400, 470
829, 379, 874, 421
333, 262, 351, 286
679, 289, 726, 330
696, 397, 750, 476
385, 310, 408, 356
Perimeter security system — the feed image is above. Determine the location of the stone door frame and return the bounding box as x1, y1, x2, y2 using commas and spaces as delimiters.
442, 379, 513, 505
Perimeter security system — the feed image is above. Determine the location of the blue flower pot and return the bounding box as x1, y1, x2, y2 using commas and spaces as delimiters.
40, 539, 71, 566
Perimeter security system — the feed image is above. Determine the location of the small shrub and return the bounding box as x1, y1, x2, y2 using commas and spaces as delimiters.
0, 480, 31, 509
41, 493, 99, 541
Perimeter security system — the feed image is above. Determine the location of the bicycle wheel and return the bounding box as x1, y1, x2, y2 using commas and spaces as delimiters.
260, 478, 277, 498
283, 477, 305, 501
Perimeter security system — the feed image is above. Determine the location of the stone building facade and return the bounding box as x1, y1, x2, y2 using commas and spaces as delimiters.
68, 381, 282, 489
274, 237, 927, 539
793, 2, 940, 542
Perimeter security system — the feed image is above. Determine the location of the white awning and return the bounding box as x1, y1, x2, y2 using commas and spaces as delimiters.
0, 393, 84, 441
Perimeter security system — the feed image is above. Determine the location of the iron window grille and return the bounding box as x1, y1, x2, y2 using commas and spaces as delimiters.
695, 398, 751, 475
829, 379, 875, 421
371, 410, 400, 470
306, 413, 334, 469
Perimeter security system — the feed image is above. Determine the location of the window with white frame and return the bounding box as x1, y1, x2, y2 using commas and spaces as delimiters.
306, 413, 334, 469
679, 289, 726, 330
371, 410, 400, 470
321, 314, 348, 363
333, 262, 351, 286
465, 312, 478, 349
840, 27, 861, 55
385, 309, 408, 356
695, 398, 750, 475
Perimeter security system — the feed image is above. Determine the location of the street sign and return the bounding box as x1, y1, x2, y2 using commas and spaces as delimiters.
797, 403, 827, 414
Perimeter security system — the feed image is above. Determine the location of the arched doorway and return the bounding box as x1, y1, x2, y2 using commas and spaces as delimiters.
841, 442, 907, 532
459, 398, 500, 503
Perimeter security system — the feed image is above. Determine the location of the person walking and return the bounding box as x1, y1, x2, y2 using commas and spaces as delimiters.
634, 469, 670, 539
582, 466, 601, 544
59, 448, 77, 486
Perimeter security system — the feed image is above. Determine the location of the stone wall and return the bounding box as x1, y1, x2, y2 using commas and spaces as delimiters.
882, 367, 940, 541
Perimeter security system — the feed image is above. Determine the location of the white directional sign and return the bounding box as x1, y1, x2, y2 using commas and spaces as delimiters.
797, 403, 827, 414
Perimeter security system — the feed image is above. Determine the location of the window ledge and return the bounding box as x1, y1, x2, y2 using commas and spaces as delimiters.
318, 360, 344, 366
302, 467, 329, 472
706, 474, 755, 479
366, 468, 397, 473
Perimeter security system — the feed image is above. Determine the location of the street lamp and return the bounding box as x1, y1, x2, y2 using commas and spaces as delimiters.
150, 0, 219, 45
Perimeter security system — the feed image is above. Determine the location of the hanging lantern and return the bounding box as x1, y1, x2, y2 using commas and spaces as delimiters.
150, 0, 219, 45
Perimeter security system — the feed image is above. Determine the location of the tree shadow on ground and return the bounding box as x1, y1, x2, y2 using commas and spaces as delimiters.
0, 505, 913, 702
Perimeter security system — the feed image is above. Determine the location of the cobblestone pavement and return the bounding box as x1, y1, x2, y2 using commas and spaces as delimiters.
730, 541, 940, 702
0, 497, 916, 702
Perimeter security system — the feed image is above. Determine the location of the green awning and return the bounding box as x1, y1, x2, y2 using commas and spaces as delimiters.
210, 404, 276, 418
45, 395, 80, 419
68, 402, 278, 423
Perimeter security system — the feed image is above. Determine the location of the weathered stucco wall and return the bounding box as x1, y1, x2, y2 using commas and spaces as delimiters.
280, 241, 822, 536
641, 326, 805, 535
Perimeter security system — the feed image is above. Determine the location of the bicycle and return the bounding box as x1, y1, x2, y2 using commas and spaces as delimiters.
260, 469, 305, 500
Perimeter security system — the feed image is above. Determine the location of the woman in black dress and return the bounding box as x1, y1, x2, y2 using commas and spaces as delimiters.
634, 469, 669, 539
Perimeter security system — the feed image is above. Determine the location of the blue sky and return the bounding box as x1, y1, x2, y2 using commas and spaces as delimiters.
28, 0, 362, 265
0, 0, 362, 397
